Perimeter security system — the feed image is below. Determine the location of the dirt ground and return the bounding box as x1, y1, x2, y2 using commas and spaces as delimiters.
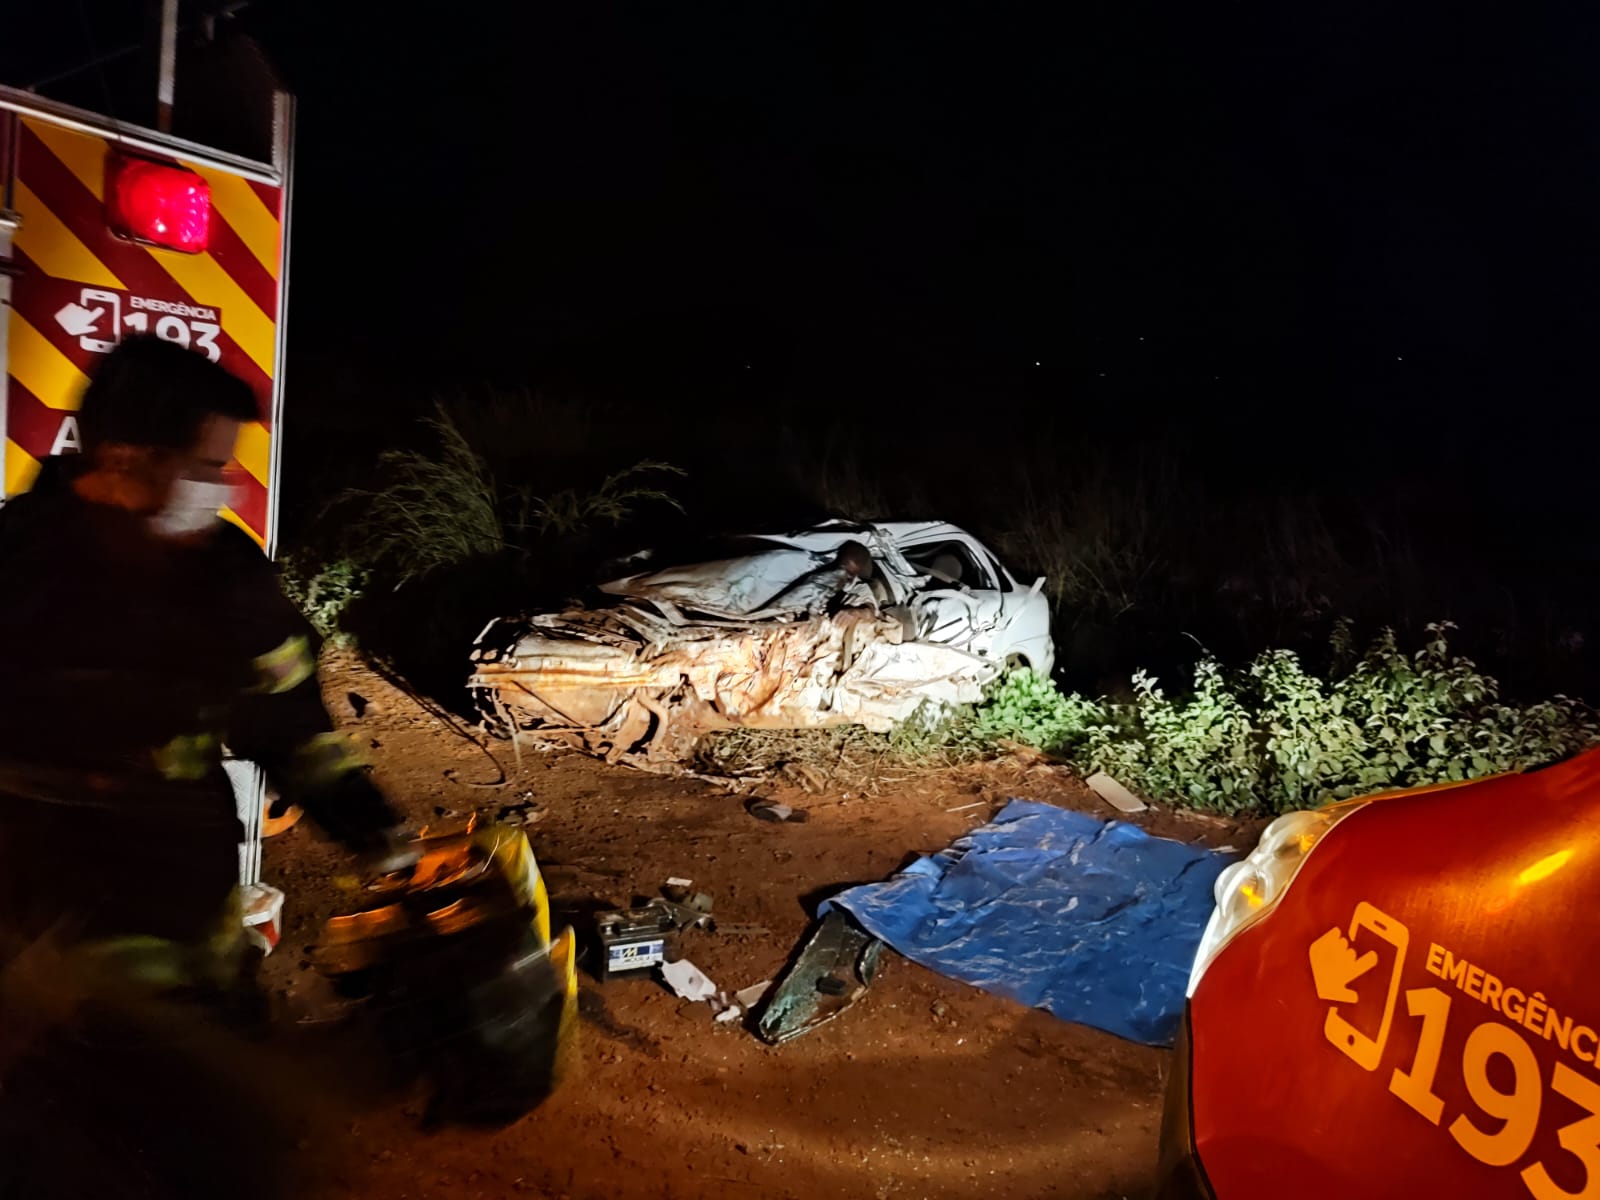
260, 654, 1253, 1200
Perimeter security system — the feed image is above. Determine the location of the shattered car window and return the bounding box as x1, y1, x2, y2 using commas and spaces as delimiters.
984, 551, 1013, 593
902, 541, 994, 591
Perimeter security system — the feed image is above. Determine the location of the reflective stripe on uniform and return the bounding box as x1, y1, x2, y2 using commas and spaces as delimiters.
151, 731, 220, 781
285, 730, 366, 791
82, 887, 246, 993
249, 634, 315, 696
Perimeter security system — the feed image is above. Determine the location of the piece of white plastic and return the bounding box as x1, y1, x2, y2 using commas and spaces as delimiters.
734, 980, 773, 1008
1087, 771, 1149, 814
241, 882, 285, 955
660, 958, 718, 1003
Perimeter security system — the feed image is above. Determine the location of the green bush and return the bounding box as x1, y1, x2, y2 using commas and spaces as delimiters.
963, 622, 1600, 815
968, 667, 1105, 750
278, 553, 369, 647
1088, 660, 1265, 812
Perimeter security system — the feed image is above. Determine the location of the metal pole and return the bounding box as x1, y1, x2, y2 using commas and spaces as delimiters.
156, 0, 178, 132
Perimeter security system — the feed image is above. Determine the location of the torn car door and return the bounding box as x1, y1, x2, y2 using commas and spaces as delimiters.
898, 537, 1008, 657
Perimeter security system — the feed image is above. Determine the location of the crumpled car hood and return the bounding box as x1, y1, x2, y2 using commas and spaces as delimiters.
596, 527, 923, 622
469, 525, 1007, 769
470, 602, 999, 768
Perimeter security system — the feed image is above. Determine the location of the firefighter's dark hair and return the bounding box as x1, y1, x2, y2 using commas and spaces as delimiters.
77, 334, 257, 452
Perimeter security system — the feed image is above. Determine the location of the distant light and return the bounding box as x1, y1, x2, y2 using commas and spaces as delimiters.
1397, 356, 1403, 361
1034, 361, 1040, 366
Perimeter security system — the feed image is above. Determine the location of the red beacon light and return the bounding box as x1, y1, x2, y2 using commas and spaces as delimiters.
106, 154, 211, 253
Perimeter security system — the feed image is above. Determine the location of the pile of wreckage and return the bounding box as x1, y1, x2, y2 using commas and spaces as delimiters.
469, 521, 1055, 770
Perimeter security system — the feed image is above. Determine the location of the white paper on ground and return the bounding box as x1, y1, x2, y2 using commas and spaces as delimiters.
660, 958, 719, 1002
1086, 771, 1149, 814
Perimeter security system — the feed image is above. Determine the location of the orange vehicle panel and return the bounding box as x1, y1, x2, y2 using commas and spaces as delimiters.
3, 113, 284, 548
1188, 748, 1600, 1199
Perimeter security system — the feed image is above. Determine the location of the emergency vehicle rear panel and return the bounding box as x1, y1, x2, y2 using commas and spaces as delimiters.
0, 86, 289, 552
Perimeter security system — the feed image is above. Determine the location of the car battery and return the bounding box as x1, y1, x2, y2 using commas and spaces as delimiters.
595, 899, 679, 981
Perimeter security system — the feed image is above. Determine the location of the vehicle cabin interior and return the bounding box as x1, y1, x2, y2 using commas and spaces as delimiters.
902, 541, 996, 591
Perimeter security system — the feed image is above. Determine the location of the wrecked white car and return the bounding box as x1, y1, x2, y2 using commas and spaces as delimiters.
469, 521, 1054, 768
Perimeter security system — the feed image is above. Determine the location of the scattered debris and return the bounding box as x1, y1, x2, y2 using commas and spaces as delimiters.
746, 798, 809, 823
1086, 771, 1149, 814
696, 724, 963, 796
595, 901, 677, 981
242, 882, 285, 954
945, 800, 987, 813
494, 799, 547, 827
781, 761, 829, 793
998, 740, 1053, 767
660, 958, 719, 1003
593, 888, 715, 981
713, 980, 773, 1025
756, 910, 883, 1045
735, 979, 773, 1009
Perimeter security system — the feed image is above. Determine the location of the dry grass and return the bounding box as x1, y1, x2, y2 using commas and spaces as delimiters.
993, 457, 1176, 624
693, 724, 986, 795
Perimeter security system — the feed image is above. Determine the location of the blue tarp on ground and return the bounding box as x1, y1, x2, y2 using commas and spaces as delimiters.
822, 800, 1236, 1046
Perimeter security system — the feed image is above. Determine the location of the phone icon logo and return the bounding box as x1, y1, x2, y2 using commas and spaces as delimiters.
1311, 901, 1409, 1071
54, 287, 122, 354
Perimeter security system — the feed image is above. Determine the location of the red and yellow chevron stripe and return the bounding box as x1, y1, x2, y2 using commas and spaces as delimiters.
4, 116, 284, 547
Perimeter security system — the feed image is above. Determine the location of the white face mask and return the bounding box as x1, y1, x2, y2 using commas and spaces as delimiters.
149, 477, 234, 539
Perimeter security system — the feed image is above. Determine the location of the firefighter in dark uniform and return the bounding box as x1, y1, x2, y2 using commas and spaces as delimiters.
0, 336, 401, 1198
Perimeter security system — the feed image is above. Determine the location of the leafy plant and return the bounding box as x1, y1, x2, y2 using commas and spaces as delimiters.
278, 553, 369, 647
328, 399, 684, 586
332, 402, 505, 586
1088, 661, 1264, 813
956, 623, 1600, 815
968, 668, 1103, 750
512, 460, 685, 539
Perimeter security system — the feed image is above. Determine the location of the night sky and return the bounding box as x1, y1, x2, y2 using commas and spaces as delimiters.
10, 3, 1600, 480
252, 7, 1597, 369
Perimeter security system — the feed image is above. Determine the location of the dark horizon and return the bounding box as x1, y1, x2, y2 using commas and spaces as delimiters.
12, 6, 1598, 397
8, 4, 1600, 540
